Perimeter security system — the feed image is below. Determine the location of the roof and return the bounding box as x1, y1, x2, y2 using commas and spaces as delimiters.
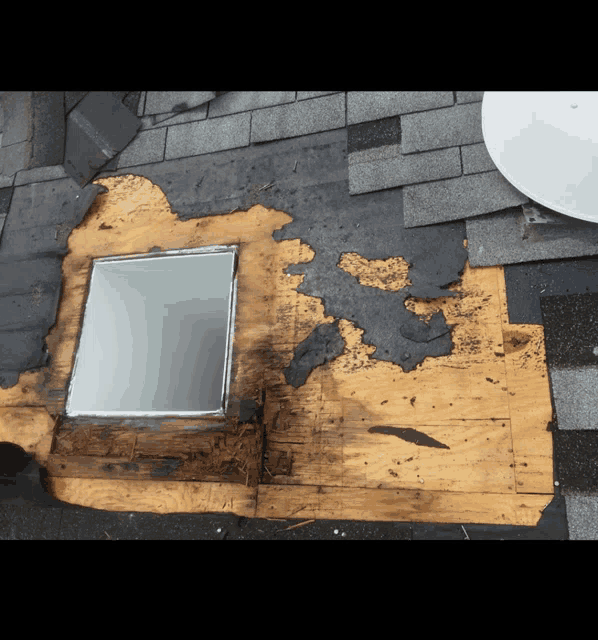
1, 91, 596, 538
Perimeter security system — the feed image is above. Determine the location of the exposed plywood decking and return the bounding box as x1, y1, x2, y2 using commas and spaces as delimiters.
0, 175, 554, 525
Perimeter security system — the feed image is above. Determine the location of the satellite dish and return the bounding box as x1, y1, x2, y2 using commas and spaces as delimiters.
482, 92, 598, 223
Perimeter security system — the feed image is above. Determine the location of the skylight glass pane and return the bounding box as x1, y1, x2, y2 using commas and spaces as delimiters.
66, 248, 237, 416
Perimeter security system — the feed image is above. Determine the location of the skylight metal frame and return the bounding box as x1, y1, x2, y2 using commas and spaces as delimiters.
65, 245, 239, 418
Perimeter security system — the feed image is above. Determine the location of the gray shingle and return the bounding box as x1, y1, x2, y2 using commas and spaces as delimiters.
1, 92, 33, 146
137, 91, 146, 117
348, 143, 402, 166
250, 93, 345, 143
565, 495, 598, 539
4, 180, 93, 231
461, 142, 496, 174
15, 165, 69, 186
209, 92, 296, 118
117, 128, 166, 168
0, 141, 32, 177
29, 92, 65, 170
466, 207, 598, 267
549, 366, 598, 429
0, 174, 14, 189
401, 102, 484, 154
165, 112, 251, 160
404, 171, 529, 228
347, 91, 454, 125
139, 105, 208, 130
144, 91, 216, 116
63, 92, 141, 188
297, 91, 342, 101
456, 91, 484, 104
349, 147, 461, 195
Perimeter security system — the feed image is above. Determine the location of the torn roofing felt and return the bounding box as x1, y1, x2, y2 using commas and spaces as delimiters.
87, 127, 469, 379
269, 180, 468, 375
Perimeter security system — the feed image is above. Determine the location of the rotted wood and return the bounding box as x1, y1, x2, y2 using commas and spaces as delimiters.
49, 409, 267, 486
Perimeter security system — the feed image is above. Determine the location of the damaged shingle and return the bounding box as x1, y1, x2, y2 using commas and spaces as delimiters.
63, 91, 141, 187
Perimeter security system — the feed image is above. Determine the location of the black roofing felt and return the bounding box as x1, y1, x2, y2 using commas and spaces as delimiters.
93, 129, 468, 374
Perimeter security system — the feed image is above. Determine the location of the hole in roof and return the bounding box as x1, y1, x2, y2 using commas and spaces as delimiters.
66, 245, 238, 417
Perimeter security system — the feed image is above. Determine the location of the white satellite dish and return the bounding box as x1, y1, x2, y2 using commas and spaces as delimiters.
482, 91, 598, 223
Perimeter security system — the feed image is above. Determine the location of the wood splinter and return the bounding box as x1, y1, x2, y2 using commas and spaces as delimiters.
278, 519, 316, 532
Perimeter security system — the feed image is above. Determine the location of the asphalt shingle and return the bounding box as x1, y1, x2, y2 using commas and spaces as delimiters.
28, 91, 65, 170
15, 165, 68, 186
549, 366, 598, 429
564, 495, 598, 540
348, 143, 401, 167
456, 91, 484, 104
466, 207, 598, 267
401, 102, 484, 154
139, 105, 208, 130
404, 171, 529, 228
165, 112, 251, 159
1, 92, 33, 147
297, 91, 342, 101
461, 142, 496, 174
117, 128, 166, 168
504, 257, 598, 324
208, 91, 296, 118
0, 140, 32, 178
250, 93, 346, 143
143, 91, 216, 116
347, 91, 454, 125
63, 91, 140, 188
349, 146, 461, 195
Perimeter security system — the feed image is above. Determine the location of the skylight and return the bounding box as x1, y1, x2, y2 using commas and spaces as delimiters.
66, 245, 238, 417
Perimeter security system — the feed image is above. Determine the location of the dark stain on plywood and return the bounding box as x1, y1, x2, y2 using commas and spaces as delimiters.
368, 426, 450, 450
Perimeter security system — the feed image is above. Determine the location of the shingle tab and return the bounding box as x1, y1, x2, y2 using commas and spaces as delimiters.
1, 92, 33, 146
208, 91, 296, 118
117, 128, 166, 168
144, 91, 216, 116
347, 91, 454, 125
297, 91, 342, 101
466, 207, 598, 267
461, 142, 496, 174
349, 147, 461, 195
549, 366, 598, 429
15, 165, 68, 186
565, 496, 598, 539
139, 105, 208, 130
404, 171, 529, 228
401, 102, 483, 154
456, 91, 484, 104
0, 141, 32, 177
165, 112, 251, 159
250, 93, 345, 143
